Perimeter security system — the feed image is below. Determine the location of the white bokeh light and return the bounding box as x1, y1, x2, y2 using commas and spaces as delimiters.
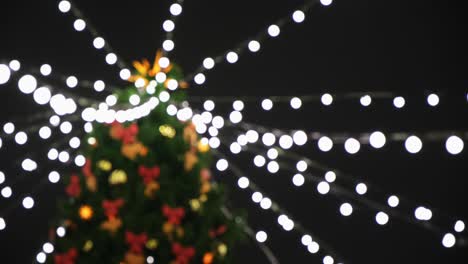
296, 160, 308, 172
15, 131, 28, 145
318, 136, 333, 152
317, 181, 330, 195
292, 174, 305, 186
442, 233, 456, 248
325, 171, 336, 183
387, 195, 400, 208
414, 206, 432, 221
262, 133, 276, 146
170, 3, 183, 16
427, 93, 439, 106
405, 135, 423, 154
0, 64, 11, 84
162, 20, 175, 32
360, 95, 372, 106
48, 171, 61, 183
58, 0, 71, 13
248, 40, 261, 52
261, 99, 273, 110
321, 93, 333, 106
162, 39, 175, 51
73, 19, 86, 31
355, 183, 367, 195
290, 97, 302, 109
40, 64, 52, 76
256, 231, 267, 243
203, 57, 215, 70
267, 161, 279, 173
237, 177, 249, 189
105, 53, 117, 65
340, 203, 353, 216
307, 241, 320, 254
226, 51, 239, 63
22, 196, 35, 209
93, 37, 105, 49
279, 135, 293, 149
260, 198, 272, 210
293, 130, 307, 146
376, 212, 389, 225
216, 159, 228, 171
454, 220, 465, 233
254, 155, 266, 167
33, 87, 52, 105
344, 138, 360, 154
393, 96, 405, 108
320, 0, 333, 6
268, 24, 280, 37
18, 75, 37, 94
369, 131, 386, 149
445, 136, 464, 155
292, 10, 305, 23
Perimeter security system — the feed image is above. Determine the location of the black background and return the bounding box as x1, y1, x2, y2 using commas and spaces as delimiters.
1, 0, 468, 263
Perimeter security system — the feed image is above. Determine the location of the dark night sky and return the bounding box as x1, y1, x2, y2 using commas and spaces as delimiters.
1, 0, 468, 263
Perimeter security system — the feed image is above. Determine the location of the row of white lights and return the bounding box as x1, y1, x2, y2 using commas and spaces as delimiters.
213, 158, 340, 264
57, 0, 126, 71
160, 1, 183, 55
191, 0, 334, 87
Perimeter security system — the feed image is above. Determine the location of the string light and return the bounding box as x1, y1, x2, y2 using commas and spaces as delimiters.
405, 135, 422, 154
317, 181, 330, 195
360, 95, 372, 106
321, 93, 333, 106
323, 256, 334, 264
445, 136, 464, 155
162, 20, 175, 32
254, 155, 266, 167
324, 171, 336, 183
162, 39, 175, 51
194, 73, 206, 85
226, 51, 239, 63
169, 3, 183, 16
237, 177, 250, 189
292, 10, 305, 23
9, 60, 20, 71
262, 133, 276, 146
1, 186, 12, 198
22, 159, 37, 172
344, 138, 360, 154
0, 64, 10, 84
414, 206, 432, 221
252, 192, 263, 203
73, 19, 86, 31
369, 131, 386, 149
43, 242, 54, 254
427, 93, 439, 107
267, 24, 280, 37
355, 183, 367, 195
261, 99, 273, 110
318, 136, 333, 152
18, 75, 37, 94
93, 37, 105, 49
320, 0, 333, 6
387, 195, 400, 207
203, 58, 215, 70
255, 231, 268, 243
48, 171, 60, 183
393, 96, 405, 108
56, 227, 66, 237
292, 173, 305, 186
442, 233, 456, 248
375, 212, 389, 225
248, 40, 261, 52
293, 130, 307, 146
339, 203, 353, 216
454, 220, 465, 233
290, 97, 302, 109
36, 252, 46, 263
93, 80, 105, 92
0, 218, 5, 231
105, 53, 117, 65
58, 1, 71, 13
22, 196, 35, 209
307, 242, 320, 254
216, 159, 229, 171
66, 76, 78, 88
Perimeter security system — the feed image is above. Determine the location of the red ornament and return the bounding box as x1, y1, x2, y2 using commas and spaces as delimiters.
82, 159, 93, 178
125, 231, 148, 254
172, 243, 195, 264
200, 168, 211, 181
65, 175, 81, 198
162, 205, 185, 226
54, 248, 78, 264
111, 122, 139, 144
138, 165, 161, 185
102, 199, 125, 219
209, 225, 227, 238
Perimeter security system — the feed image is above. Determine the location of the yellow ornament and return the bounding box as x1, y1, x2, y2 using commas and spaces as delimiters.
146, 239, 159, 250
183, 123, 197, 146
121, 142, 148, 160
109, 170, 128, 185
217, 243, 228, 257
184, 151, 198, 172
101, 217, 122, 234
79, 205, 94, 221
159, 125, 176, 138
197, 140, 210, 153
86, 176, 97, 192
144, 181, 160, 198
124, 252, 145, 264
201, 182, 211, 194
83, 240, 93, 252
98, 160, 112, 171
189, 199, 201, 211
199, 194, 208, 203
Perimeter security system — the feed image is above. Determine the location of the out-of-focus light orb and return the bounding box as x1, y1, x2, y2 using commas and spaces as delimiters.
94, 80, 105, 92
344, 138, 360, 154
267, 148, 279, 159
296, 160, 308, 172
0, 217, 6, 230
40, 64, 52, 76
262, 133, 276, 146
376, 212, 389, 225
267, 161, 279, 173
321, 93, 333, 106
369, 131, 386, 149
9, 60, 21, 71
355, 183, 368, 195
445, 135, 464, 155
290, 97, 302, 109
268, 24, 280, 37
163, 39, 175, 51
260, 197, 272, 209
0, 64, 11, 84
454, 220, 465, 233
22, 158, 37, 171
317, 181, 330, 195
387, 195, 400, 208
3, 122, 15, 134
237, 177, 249, 189
226, 51, 238, 63
169, 3, 183, 16
66, 76, 78, 88
216, 159, 228, 171
43, 242, 54, 254
233, 100, 244, 111
279, 135, 293, 149
73, 19, 86, 31
58, 1, 71, 13
307, 241, 320, 254
229, 111, 243, 124
56, 227, 66, 237
230, 142, 241, 154
1, 186, 12, 198
405, 135, 423, 154
442, 233, 456, 248
212, 116, 224, 129
18, 75, 37, 94
33, 87, 52, 105
256, 231, 267, 243
246, 130, 259, 143
427, 93, 440, 106
323, 256, 334, 264
15, 131, 28, 145
48, 171, 60, 183
252, 192, 263, 203
393, 96, 405, 108
292, 10, 305, 23
414, 206, 432, 221
36, 252, 46, 263
203, 100, 215, 111
325, 171, 336, 183
340, 203, 353, 216
47, 148, 59, 160
261, 99, 273, 111
360, 95, 372, 106
93, 37, 105, 49
22, 196, 35, 209
254, 155, 266, 167
105, 53, 117, 65
203, 57, 215, 70
248, 40, 261, 52
292, 174, 305, 186
293, 130, 308, 146
301, 234, 312, 246
318, 136, 333, 152
162, 20, 175, 32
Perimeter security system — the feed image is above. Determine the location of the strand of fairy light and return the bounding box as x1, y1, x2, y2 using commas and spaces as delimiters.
187, 0, 329, 85
212, 150, 346, 264
212, 122, 467, 249
160, 0, 185, 55
189, 102, 467, 249
56, 0, 130, 73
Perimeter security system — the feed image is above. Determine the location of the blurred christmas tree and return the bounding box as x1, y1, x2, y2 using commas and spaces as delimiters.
48, 51, 244, 264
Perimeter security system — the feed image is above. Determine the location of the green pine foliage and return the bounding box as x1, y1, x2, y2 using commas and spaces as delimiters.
48, 55, 245, 264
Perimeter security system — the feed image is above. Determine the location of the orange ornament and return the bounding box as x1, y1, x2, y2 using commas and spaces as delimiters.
144, 181, 160, 198
101, 217, 123, 234
124, 252, 145, 264
203, 252, 214, 264
184, 151, 198, 172
79, 205, 93, 221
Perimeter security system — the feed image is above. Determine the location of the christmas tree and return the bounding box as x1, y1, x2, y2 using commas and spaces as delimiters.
48, 51, 244, 264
